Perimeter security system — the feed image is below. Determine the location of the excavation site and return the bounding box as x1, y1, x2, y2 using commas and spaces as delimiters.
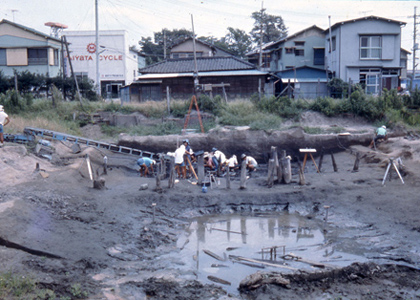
1, 115, 420, 300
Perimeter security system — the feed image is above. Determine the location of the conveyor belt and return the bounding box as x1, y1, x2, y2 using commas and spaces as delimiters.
24, 127, 158, 159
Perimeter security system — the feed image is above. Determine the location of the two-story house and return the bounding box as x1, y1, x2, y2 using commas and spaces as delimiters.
325, 16, 406, 94
249, 25, 327, 98
169, 37, 232, 59
0, 19, 62, 78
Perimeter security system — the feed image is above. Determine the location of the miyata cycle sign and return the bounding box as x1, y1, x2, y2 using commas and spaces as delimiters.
69, 43, 123, 62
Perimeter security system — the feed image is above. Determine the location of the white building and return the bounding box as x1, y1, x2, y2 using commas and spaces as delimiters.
64, 30, 139, 99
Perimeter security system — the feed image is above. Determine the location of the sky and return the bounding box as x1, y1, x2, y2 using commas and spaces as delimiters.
2, 0, 420, 65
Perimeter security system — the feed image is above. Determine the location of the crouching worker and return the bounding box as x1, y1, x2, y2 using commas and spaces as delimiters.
369, 125, 387, 148
241, 154, 258, 173
137, 157, 156, 177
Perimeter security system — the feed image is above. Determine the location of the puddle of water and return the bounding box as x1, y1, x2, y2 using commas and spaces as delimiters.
174, 213, 366, 295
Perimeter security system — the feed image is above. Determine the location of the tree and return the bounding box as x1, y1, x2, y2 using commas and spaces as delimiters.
250, 9, 287, 44
220, 27, 252, 58
139, 28, 193, 65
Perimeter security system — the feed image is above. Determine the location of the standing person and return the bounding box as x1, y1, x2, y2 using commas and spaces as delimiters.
183, 139, 194, 178
0, 105, 10, 148
137, 157, 156, 177
174, 143, 187, 179
241, 154, 258, 173
369, 125, 387, 148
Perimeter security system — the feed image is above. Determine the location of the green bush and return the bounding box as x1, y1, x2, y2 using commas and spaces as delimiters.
0, 90, 28, 113
197, 94, 225, 115
253, 95, 305, 120
170, 100, 189, 118
310, 97, 338, 116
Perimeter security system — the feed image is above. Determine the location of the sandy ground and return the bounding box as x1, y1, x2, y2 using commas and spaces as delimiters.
1, 117, 420, 299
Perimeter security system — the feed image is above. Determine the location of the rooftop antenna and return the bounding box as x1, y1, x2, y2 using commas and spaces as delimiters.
11, 9, 18, 22
44, 22, 68, 38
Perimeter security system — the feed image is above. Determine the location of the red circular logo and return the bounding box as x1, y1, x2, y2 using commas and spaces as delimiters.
87, 43, 96, 53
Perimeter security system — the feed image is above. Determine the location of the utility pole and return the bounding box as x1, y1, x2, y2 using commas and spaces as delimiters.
95, 0, 100, 97
413, 7, 418, 78
191, 14, 199, 90
258, 1, 264, 70
258, 1, 264, 101
163, 29, 167, 59
409, 6, 420, 90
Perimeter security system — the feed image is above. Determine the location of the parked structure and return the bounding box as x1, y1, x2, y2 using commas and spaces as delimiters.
325, 15, 406, 95
64, 30, 140, 99
0, 19, 62, 77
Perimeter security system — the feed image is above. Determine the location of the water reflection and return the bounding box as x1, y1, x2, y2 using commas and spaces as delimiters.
177, 213, 365, 295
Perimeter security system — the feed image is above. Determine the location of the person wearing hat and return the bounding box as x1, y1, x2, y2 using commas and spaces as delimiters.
211, 147, 227, 166
241, 154, 258, 173
369, 125, 388, 148
0, 105, 10, 147
137, 157, 156, 177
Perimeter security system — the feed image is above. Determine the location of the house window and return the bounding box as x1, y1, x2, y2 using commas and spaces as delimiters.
275, 49, 282, 60
285, 47, 294, 54
295, 49, 304, 56
28, 48, 48, 65
53, 49, 59, 66
0, 49, 6, 66
360, 69, 381, 94
294, 41, 305, 46
360, 36, 381, 59
328, 37, 336, 52
314, 48, 325, 65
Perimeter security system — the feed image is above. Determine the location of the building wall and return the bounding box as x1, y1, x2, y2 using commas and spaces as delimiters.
272, 28, 325, 72
171, 40, 213, 57
326, 19, 402, 81
133, 75, 265, 101
64, 30, 137, 97
0, 21, 62, 77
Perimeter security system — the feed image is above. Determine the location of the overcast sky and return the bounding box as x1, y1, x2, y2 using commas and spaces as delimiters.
2, 0, 419, 64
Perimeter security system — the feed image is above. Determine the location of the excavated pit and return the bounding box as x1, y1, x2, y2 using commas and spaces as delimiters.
170, 212, 367, 295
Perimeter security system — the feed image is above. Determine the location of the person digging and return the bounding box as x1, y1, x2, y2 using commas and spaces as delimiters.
369, 125, 387, 148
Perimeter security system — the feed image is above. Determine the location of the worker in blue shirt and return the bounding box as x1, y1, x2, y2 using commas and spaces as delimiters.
369, 125, 387, 148
137, 157, 156, 177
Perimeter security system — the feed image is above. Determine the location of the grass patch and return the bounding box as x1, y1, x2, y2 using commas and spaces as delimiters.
0, 272, 59, 300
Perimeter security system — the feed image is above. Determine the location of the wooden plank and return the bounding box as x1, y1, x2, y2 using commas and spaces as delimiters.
299, 148, 317, 153
229, 255, 297, 270
203, 249, 225, 261
207, 275, 231, 285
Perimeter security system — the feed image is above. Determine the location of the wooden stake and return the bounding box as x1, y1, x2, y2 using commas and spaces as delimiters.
239, 159, 247, 190
197, 155, 204, 185
226, 165, 231, 190
318, 150, 324, 172
352, 152, 360, 172
267, 158, 275, 188
298, 160, 305, 185
281, 154, 292, 184
331, 152, 338, 172
168, 157, 175, 188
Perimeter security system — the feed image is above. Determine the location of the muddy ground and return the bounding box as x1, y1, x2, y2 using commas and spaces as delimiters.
1, 114, 420, 300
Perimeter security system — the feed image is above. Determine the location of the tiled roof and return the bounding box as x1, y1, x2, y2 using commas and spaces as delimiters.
139, 56, 256, 74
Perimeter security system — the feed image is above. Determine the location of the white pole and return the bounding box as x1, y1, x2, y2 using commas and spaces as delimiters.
95, 0, 100, 97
